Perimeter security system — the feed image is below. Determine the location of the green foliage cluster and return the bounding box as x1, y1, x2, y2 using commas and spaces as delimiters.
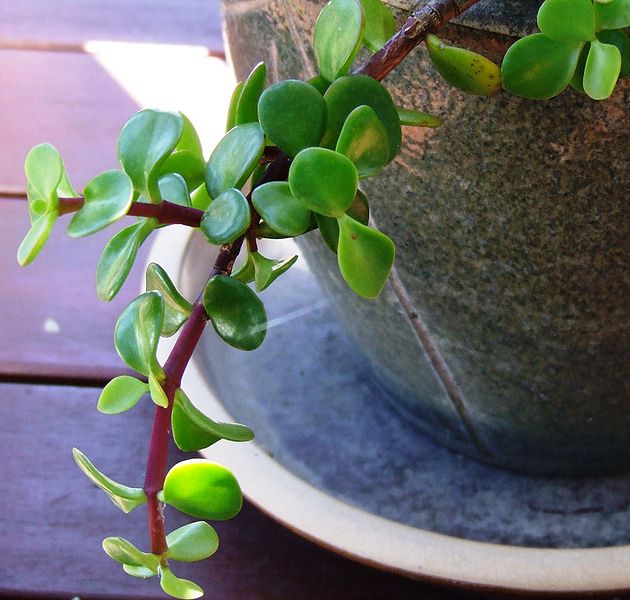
16, 0, 627, 597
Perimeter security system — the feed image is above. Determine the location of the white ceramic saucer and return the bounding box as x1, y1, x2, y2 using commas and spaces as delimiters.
150, 226, 630, 594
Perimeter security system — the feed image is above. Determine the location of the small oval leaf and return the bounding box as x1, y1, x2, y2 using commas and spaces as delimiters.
203, 275, 267, 350
102, 537, 159, 571
205, 123, 265, 199
114, 291, 164, 376
252, 252, 299, 292
336, 105, 390, 177
24, 143, 63, 207
360, 0, 396, 52
289, 147, 358, 218
17, 211, 57, 266
314, 0, 365, 82
166, 522, 219, 562
397, 107, 443, 129
163, 459, 243, 521
501, 34, 584, 99
538, 0, 595, 42
597, 29, 630, 77
145, 262, 192, 337
337, 213, 395, 299
148, 372, 169, 408
258, 80, 327, 157
68, 170, 134, 238
425, 34, 501, 96
583, 39, 622, 99
595, 0, 630, 30
226, 81, 245, 132
316, 189, 369, 253
200, 188, 251, 245
252, 181, 312, 237
236, 62, 266, 125
98, 375, 148, 414
159, 567, 204, 600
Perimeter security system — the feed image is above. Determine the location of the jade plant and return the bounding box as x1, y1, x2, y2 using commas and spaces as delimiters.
17, 0, 629, 597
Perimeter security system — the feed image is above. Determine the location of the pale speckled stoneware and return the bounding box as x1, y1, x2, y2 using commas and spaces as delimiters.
221, 0, 629, 475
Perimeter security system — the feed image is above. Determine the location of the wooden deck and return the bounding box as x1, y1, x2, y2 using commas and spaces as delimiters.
0, 3, 487, 598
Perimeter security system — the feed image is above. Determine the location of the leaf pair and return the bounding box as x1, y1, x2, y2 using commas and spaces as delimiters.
232, 248, 298, 292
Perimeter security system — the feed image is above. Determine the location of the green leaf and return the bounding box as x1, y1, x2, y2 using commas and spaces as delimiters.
118, 109, 183, 203
123, 564, 156, 579
252, 181, 312, 236
72, 447, 146, 513
17, 211, 57, 266
172, 389, 221, 451
190, 183, 213, 212
203, 275, 267, 350
158, 173, 191, 208
597, 29, 630, 76
226, 81, 245, 131
360, 0, 396, 52
102, 537, 159, 571
537, 0, 595, 42
314, 0, 365, 82
145, 262, 192, 337
160, 152, 205, 192
336, 105, 389, 177
200, 188, 250, 245
397, 107, 443, 128
316, 189, 369, 253
57, 167, 78, 198
337, 213, 395, 299
159, 566, 204, 600
322, 74, 401, 161
231, 251, 256, 284
25, 143, 63, 208
167, 522, 219, 562
307, 74, 331, 95
67, 170, 133, 238
570, 43, 590, 92
98, 375, 148, 414
163, 459, 242, 521
425, 34, 502, 96
583, 39, 622, 99
595, 0, 630, 29
289, 147, 358, 218
252, 252, 298, 292
148, 372, 169, 408
96, 218, 156, 301
236, 62, 266, 124
501, 34, 584, 98
205, 123, 265, 198
175, 113, 204, 159
258, 80, 327, 157
114, 291, 164, 376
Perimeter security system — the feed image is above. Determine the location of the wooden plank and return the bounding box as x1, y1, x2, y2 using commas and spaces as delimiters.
0, 1, 223, 54
0, 198, 150, 382
0, 383, 482, 599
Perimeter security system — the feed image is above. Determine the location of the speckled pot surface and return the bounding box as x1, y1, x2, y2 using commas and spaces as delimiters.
222, 0, 629, 476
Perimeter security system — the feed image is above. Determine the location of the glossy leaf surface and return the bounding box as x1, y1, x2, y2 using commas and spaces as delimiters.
597, 29, 630, 77
160, 152, 205, 192
323, 75, 401, 160
337, 213, 395, 298
17, 212, 57, 266
158, 173, 191, 208
336, 105, 389, 177
226, 81, 244, 131
167, 522, 219, 562
231, 251, 256, 284
72, 448, 146, 513
205, 123, 264, 198
102, 537, 159, 571
203, 275, 267, 350
24, 143, 63, 207
68, 170, 134, 237
114, 291, 164, 376
316, 189, 369, 252
252, 181, 312, 236
595, 0, 630, 29
289, 147, 358, 217
538, 0, 595, 42
148, 372, 169, 408
97, 219, 155, 301
583, 39, 621, 99
200, 188, 250, 245
172, 389, 220, 451
397, 107, 442, 128
426, 34, 501, 96
501, 34, 583, 98
163, 459, 243, 520
124, 565, 156, 579
190, 184, 212, 212
360, 0, 396, 52
118, 109, 183, 203
258, 80, 327, 157
145, 262, 192, 337
314, 0, 365, 82
236, 62, 266, 124
252, 252, 298, 292
98, 375, 148, 414
159, 567, 204, 600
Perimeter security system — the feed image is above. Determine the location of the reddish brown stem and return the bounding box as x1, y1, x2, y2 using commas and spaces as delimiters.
58, 197, 204, 227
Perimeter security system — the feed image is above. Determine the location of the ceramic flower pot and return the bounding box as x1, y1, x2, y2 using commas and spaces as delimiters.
221, 0, 629, 476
